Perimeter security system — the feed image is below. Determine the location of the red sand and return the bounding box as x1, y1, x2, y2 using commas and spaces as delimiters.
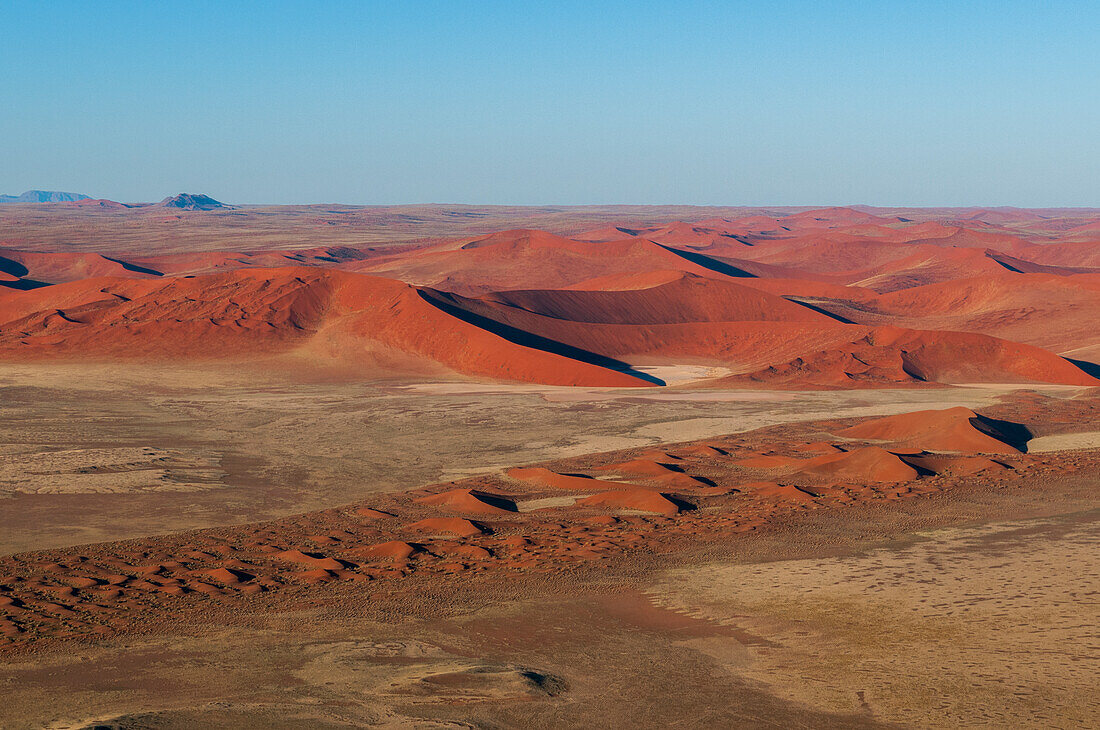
0, 392, 1094, 649
405, 518, 484, 538
2, 207, 1098, 390
838, 407, 1024, 453
349, 541, 420, 560
796, 446, 920, 482
574, 489, 682, 516
413, 488, 516, 515
505, 467, 637, 491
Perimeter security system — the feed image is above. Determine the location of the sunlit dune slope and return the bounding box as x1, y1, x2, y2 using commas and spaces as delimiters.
0, 267, 651, 386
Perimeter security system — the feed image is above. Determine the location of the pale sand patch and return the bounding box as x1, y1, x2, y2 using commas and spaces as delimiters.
0, 447, 225, 495
1027, 431, 1100, 452
634, 364, 734, 386
632, 395, 1022, 443
0, 360, 1083, 553
515, 496, 578, 512
541, 389, 798, 403
647, 513, 1100, 729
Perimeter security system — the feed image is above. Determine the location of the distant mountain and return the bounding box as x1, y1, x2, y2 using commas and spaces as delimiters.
0, 190, 91, 203
158, 193, 227, 211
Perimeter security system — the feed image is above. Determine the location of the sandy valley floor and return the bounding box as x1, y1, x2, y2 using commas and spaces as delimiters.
0, 362, 1031, 554
1, 477, 1094, 730
0, 364, 1096, 729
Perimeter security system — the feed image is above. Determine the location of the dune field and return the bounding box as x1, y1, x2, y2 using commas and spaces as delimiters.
1, 203, 1098, 728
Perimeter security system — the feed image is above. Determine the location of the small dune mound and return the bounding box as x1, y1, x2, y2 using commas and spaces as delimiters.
901, 454, 1012, 476
575, 489, 682, 516
414, 488, 516, 515
742, 482, 819, 503
796, 446, 920, 482
837, 407, 1029, 453
793, 441, 844, 454
273, 550, 346, 571
594, 459, 707, 489
635, 449, 684, 461
290, 568, 337, 584
505, 466, 634, 491
735, 454, 802, 469
406, 518, 485, 538
349, 541, 421, 560
430, 543, 492, 560
674, 444, 728, 457
201, 567, 254, 584
354, 507, 394, 519
720, 326, 1100, 388
596, 459, 684, 477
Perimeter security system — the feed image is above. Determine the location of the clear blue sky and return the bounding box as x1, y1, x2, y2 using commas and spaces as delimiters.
2, 1, 1097, 206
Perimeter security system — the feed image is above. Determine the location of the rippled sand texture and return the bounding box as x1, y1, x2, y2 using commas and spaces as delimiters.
650, 512, 1100, 728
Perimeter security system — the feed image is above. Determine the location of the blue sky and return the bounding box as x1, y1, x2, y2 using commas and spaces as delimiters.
2, 1, 1097, 205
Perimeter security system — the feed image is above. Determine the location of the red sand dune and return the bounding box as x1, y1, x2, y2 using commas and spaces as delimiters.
505, 467, 636, 491
719, 325, 1098, 388
404, 518, 484, 538
0, 249, 162, 285
2, 208, 1098, 391
413, 488, 515, 515
867, 273, 1100, 353
741, 482, 819, 503
273, 550, 346, 571
793, 441, 844, 454
348, 541, 420, 560
837, 407, 1026, 453
900, 454, 1012, 476
353, 508, 394, 519
672, 444, 728, 457
575, 489, 682, 516
795, 446, 920, 482
358, 229, 725, 294
200, 567, 253, 584
594, 458, 681, 476
735, 454, 803, 469
0, 267, 652, 387
480, 271, 832, 325
593, 458, 707, 489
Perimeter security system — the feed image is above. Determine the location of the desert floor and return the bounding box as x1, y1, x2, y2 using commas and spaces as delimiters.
0, 371, 1097, 728
1, 468, 1094, 729
0, 363, 1027, 554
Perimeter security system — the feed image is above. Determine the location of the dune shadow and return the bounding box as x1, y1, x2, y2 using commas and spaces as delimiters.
988, 255, 1024, 273
663, 494, 698, 512
896, 454, 941, 476
103, 256, 164, 277
0, 256, 30, 278
784, 298, 856, 323
418, 289, 665, 385
1066, 358, 1100, 379
971, 414, 1033, 453
471, 491, 519, 512
655, 244, 757, 278
0, 277, 50, 291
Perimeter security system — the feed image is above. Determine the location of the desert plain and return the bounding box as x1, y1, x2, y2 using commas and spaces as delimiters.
0, 200, 1098, 728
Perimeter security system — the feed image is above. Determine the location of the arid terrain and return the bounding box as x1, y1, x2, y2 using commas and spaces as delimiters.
1, 203, 1098, 728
